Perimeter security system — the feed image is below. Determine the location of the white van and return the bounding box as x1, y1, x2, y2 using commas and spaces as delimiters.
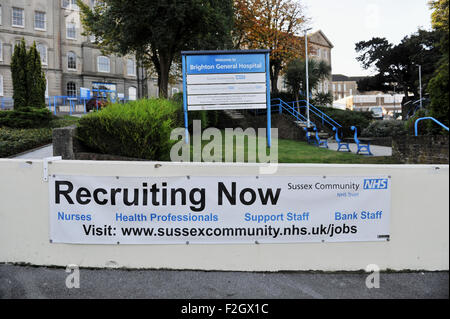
369, 106, 383, 119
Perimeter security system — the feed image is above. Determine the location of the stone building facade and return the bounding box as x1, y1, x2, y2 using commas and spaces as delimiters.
0, 0, 162, 101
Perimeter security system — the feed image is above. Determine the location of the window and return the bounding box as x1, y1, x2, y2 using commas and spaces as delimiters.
67, 82, 76, 96
127, 59, 136, 76
37, 43, 47, 65
97, 56, 110, 73
317, 48, 321, 58
338, 84, 341, 91
343, 84, 347, 91
34, 11, 46, 30
62, 0, 79, 10
128, 87, 137, 100
67, 51, 76, 70
0, 42, 2, 61
12, 7, 24, 27
45, 77, 49, 98
318, 82, 323, 93
0, 5, 2, 25
0, 75, 3, 96
66, 23, 76, 39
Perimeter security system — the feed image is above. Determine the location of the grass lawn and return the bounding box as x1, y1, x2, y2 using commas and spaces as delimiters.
187, 131, 399, 164
0, 115, 79, 158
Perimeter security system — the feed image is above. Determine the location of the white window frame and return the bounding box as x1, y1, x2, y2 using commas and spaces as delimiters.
0, 5, 3, 25
62, 0, 79, 10
0, 75, 3, 96
34, 11, 46, 31
97, 56, 110, 73
66, 23, 76, 40
67, 51, 77, 70
12, 7, 25, 28
128, 86, 137, 100
0, 41, 3, 61
127, 59, 136, 76
37, 43, 48, 65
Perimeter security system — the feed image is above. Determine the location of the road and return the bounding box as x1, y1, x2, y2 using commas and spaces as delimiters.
0, 264, 447, 299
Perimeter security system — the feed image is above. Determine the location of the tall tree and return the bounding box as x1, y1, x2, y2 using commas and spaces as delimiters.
27, 43, 46, 109
78, 0, 234, 98
355, 30, 442, 115
10, 39, 46, 109
427, 0, 449, 128
10, 39, 28, 110
234, 0, 308, 94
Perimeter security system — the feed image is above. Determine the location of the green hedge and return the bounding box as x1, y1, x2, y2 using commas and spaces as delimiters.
0, 116, 79, 158
0, 107, 53, 128
76, 99, 178, 160
361, 120, 407, 137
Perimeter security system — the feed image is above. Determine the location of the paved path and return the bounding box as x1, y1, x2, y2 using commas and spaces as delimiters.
0, 264, 447, 299
327, 142, 392, 157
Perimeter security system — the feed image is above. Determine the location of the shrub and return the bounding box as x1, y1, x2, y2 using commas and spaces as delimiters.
361, 120, 407, 137
405, 109, 430, 136
170, 92, 213, 130
317, 107, 373, 137
76, 99, 178, 160
0, 108, 53, 128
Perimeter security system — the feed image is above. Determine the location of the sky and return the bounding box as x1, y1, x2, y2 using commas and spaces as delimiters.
302, 0, 433, 76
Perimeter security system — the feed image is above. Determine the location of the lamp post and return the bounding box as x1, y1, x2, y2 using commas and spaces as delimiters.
304, 28, 312, 128
418, 64, 423, 109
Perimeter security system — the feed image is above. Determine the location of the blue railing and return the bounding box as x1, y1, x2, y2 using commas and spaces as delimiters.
282, 100, 341, 130
271, 98, 316, 128
414, 117, 449, 136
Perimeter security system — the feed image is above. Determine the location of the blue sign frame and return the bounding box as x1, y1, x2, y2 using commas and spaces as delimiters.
181, 50, 271, 148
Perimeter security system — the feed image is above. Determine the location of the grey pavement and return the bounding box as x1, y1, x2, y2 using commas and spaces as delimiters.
0, 264, 447, 299
327, 142, 392, 156
12, 144, 53, 159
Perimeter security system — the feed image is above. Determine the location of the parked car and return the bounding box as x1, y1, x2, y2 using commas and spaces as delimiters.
369, 106, 384, 119
86, 97, 108, 112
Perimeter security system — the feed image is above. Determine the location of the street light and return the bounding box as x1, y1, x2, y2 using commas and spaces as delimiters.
304, 27, 312, 128
418, 64, 423, 109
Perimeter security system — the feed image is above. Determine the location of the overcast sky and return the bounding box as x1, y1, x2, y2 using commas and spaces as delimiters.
302, 0, 433, 76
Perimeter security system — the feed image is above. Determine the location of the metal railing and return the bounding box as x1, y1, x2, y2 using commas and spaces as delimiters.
271, 98, 316, 127
283, 100, 341, 130
414, 117, 449, 136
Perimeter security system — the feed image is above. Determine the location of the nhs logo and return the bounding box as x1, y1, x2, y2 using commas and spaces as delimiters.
363, 179, 388, 190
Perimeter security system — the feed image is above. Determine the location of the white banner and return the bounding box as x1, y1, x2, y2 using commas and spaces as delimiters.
49, 175, 391, 245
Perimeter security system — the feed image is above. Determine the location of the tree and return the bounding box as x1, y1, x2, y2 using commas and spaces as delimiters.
27, 43, 46, 109
10, 39, 28, 110
355, 30, 442, 115
234, 0, 308, 94
10, 39, 46, 110
284, 58, 331, 103
313, 92, 333, 107
78, 0, 234, 99
427, 0, 449, 128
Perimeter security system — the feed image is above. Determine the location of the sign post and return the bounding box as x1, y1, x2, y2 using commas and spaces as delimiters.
181, 50, 271, 147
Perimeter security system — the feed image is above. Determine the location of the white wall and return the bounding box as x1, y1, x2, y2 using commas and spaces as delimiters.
0, 159, 448, 271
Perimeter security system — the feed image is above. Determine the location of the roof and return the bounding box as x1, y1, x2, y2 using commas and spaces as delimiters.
309, 30, 334, 49
332, 74, 368, 82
